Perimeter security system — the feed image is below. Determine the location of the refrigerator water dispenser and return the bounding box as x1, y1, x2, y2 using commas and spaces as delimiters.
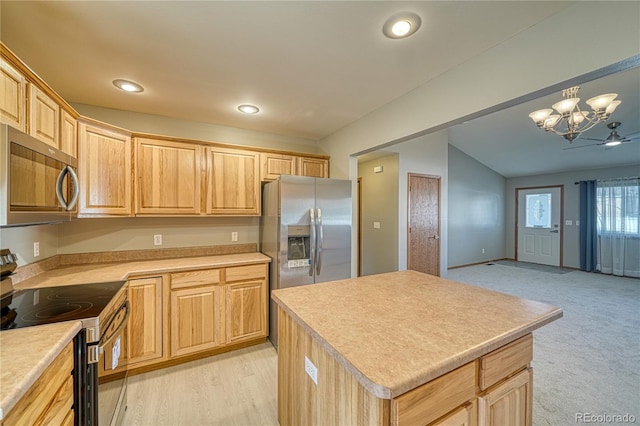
287, 226, 311, 268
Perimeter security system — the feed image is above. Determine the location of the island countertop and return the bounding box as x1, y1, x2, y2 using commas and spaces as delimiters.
272, 270, 562, 399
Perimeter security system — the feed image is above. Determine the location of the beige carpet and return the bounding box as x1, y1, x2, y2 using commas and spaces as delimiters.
448, 264, 640, 426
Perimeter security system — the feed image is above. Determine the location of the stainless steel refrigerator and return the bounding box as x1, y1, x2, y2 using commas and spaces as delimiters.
261, 175, 352, 348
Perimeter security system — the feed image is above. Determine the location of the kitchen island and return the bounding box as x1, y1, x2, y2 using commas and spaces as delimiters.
272, 270, 562, 426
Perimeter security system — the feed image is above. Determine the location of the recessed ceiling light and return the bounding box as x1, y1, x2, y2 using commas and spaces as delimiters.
383, 12, 422, 39
238, 104, 260, 114
113, 79, 144, 93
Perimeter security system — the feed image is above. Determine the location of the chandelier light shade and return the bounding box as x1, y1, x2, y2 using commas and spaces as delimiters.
528, 86, 621, 142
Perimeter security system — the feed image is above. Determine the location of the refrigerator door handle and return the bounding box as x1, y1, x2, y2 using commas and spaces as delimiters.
309, 208, 316, 277
316, 208, 323, 275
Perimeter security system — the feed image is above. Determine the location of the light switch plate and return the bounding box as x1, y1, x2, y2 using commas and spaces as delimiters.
565, 220, 573, 226
576, 220, 580, 226
373, 222, 381, 229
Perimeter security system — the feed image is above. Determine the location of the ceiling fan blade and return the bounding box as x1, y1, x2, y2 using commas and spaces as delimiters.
562, 142, 604, 150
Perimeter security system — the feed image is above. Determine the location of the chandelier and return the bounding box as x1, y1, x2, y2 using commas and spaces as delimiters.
528, 86, 621, 142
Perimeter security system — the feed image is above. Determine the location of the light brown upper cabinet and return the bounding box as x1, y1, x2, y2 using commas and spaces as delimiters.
134, 137, 202, 215
297, 156, 329, 178
260, 152, 296, 181
28, 84, 59, 148
206, 147, 260, 215
59, 109, 77, 158
78, 121, 132, 216
0, 58, 26, 132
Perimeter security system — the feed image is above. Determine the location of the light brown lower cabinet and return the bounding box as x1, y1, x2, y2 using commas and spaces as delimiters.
170, 284, 225, 357
94, 263, 268, 379
225, 264, 268, 344
432, 400, 477, 426
2, 342, 74, 425
279, 306, 535, 426
128, 276, 165, 367
478, 368, 532, 426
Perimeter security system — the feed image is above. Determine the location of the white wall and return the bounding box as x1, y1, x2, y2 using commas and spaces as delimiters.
320, 2, 640, 179
448, 145, 506, 268
58, 217, 259, 254
358, 154, 399, 276
505, 164, 640, 268
0, 224, 58, 266
387, 130, 449, 276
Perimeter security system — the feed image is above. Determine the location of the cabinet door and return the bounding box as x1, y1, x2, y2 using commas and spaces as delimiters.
478, 368, 532, 426
78, 122, 132, 216
432, 400, 477, 426
135, 138, 202, 215
260, 152, 296, 181
226, 279, 267, 344
28, 84, 59, 148
128, 277, 164, 367
170, 285, 224, 357
0, 58, 26, 131
297, 156, 329, 178
59, 109, 77, 158
206, 147, 260, 215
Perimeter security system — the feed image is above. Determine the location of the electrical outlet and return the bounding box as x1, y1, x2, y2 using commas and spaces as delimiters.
482, 248, 485, 254
232, 231, 238, 242
304, 356, 318, 385
33, 242, 40, 257
153, 234, 162, 246
373, 222, 381, 229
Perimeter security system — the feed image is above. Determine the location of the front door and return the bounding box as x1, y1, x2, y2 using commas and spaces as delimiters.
517, 187, 562, 266
408, 173, 440, 276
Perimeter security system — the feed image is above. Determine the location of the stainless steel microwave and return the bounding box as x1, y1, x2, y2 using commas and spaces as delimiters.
0, 124, 79, 227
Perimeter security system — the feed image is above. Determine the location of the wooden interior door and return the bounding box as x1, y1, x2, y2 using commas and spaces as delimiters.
408, 173, 441, 276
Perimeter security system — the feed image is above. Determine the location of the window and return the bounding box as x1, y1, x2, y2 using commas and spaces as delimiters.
596, 180, 640, 235
525, 193, 551, 228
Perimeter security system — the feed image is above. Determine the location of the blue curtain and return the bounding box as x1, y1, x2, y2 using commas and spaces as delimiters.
579, 180, 597, 272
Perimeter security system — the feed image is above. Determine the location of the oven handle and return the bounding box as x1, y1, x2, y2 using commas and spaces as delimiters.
98, 300, 130, 348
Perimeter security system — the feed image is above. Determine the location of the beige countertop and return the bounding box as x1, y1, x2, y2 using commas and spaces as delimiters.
1, 251, 270, 419
0, 321, 82, 420
272, 270, 562, 399
15, 252, 271, 289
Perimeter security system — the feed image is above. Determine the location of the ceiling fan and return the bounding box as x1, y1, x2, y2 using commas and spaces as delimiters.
563, 122, 640, 150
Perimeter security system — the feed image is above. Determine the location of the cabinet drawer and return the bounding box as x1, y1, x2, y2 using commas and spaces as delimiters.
171, 269, 221, 289
391, 361, 476, 426
478, 334, 533, 391
225, 263, 267, 282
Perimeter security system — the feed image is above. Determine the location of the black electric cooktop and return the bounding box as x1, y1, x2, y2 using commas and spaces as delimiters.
1, 281, 126, 331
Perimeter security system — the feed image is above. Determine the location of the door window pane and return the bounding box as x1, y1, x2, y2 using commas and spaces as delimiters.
525, 193, 551, 228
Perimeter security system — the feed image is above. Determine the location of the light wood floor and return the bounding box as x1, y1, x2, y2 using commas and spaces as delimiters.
122, 342, 278, 425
